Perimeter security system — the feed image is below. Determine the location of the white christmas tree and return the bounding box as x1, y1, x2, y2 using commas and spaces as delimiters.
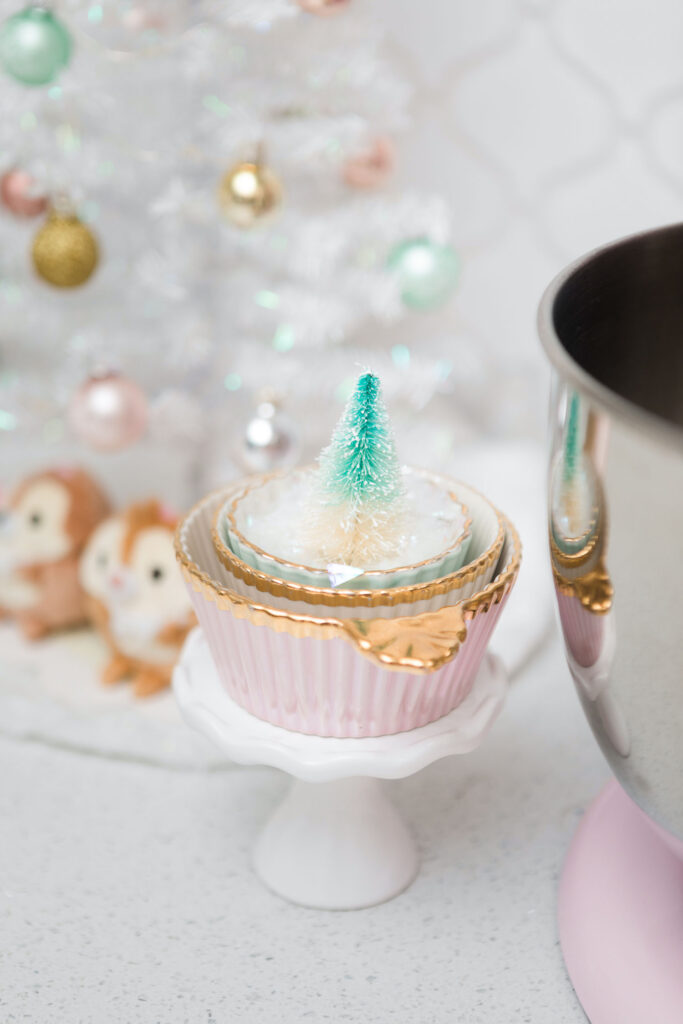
0, 0, 463, 499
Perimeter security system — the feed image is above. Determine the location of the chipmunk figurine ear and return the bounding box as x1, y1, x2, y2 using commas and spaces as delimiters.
0, 467, 110, 640
79, 500, 195, 698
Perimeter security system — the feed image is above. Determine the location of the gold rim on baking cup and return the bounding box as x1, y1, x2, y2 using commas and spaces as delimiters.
223, 465, 473, 582
175, 503, 520, 673
213, 501, 504, 610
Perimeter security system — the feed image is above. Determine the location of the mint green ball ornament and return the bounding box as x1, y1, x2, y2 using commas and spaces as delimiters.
387, 237, 460, 311
0, 6, 72, 86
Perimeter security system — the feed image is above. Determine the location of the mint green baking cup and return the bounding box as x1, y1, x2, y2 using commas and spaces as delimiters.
215, 466, 474, 591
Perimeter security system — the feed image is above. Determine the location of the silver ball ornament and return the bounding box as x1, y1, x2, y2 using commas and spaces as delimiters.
239, 402, 300, 474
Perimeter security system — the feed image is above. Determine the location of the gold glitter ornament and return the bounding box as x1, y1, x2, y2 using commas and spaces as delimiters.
32, 211, 99, 288
218, 160, 282, 229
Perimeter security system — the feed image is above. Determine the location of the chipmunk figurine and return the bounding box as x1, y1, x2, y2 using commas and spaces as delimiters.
0, 467, 110, 640
79, 499, 195, 697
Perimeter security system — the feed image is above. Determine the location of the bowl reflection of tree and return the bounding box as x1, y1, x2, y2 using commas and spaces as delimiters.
550, 399, 628, 758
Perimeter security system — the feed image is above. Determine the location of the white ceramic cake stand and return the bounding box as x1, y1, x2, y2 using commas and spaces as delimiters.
173, 628, 508, 910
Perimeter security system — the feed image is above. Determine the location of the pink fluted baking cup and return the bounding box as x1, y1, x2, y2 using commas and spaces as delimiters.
185, 585, 510, 737
176, 492, 520, 738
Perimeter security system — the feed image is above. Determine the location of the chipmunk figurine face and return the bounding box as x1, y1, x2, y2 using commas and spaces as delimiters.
0, 478, 71, 612
78, 515, 126, 632
0, 468, 110, 639
80, 500, 194, 697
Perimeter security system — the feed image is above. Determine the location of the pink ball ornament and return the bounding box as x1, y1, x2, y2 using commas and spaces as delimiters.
0, 169, 47, 218
121, 6, 167, 33
296, 0, 351, 15
342, 137, 395, 190
68, 372, 148, 452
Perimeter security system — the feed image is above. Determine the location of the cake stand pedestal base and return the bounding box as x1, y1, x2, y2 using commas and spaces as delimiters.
173, 629, 507, 910
254, 776, 417, 909
559, 779, 683, 1024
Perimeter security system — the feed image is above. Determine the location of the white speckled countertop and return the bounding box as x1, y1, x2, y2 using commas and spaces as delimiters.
1, 636, 605, 1023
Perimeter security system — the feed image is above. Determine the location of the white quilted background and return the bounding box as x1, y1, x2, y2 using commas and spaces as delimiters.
375, 0, 683, 436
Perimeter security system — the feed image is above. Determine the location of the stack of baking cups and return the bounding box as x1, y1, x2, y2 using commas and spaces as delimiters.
175, 373, 521, 738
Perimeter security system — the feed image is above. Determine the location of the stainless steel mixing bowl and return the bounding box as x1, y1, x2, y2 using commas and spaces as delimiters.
538, 224, 683, 839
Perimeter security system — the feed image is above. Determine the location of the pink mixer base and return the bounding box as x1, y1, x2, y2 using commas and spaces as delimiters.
559, 779, 683, 1024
